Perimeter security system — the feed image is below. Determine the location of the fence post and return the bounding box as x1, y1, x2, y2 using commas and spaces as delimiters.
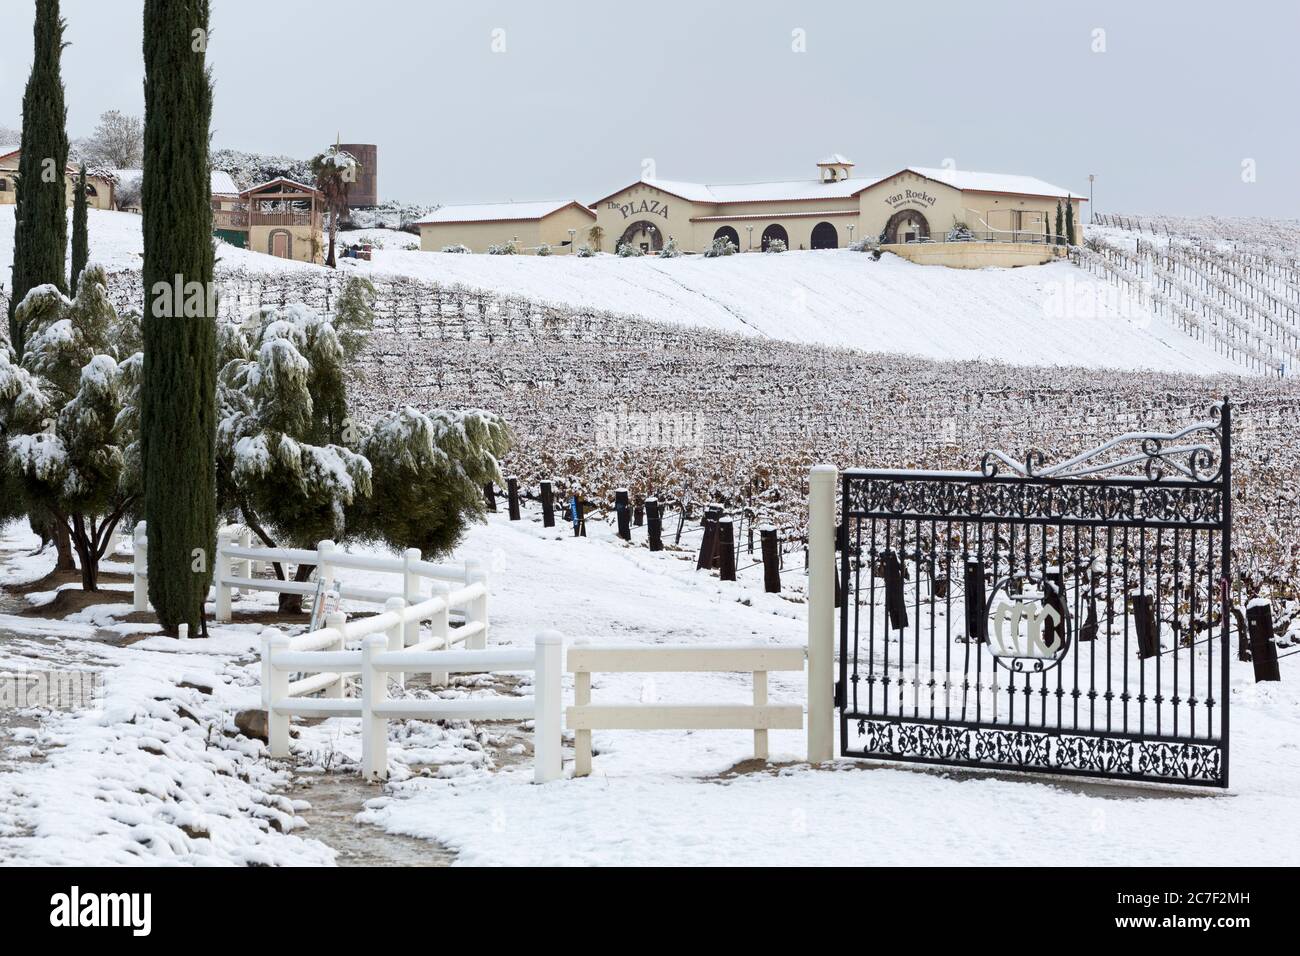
215, 530, 233, 622
465, 560, 489, 650
133, 520, 148, 613
697, 513, 719, 570
718, 518, 736, 581
483, 482, 497, 512
385, 596, 407, 690
1246, 601, 1281, 682
402, 548, 421, 649
428, 580, 450, 685
540, 480, 555, 528
807, 464, 836, 764
239, 526, 254, 584
574, 644, 592, 777
264, 629, 291, 758
361, 634, 388, 782
533, 630, 564, 783
324, 610, 347, 698
316, 538, 336, 593
646, 497, 663, 551
633, 501, 644, 527
507, 476, 521, 521
760, 525, 781, 593
615, 488, 632, 541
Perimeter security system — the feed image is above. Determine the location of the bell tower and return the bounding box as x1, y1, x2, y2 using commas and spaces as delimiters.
816, 154, 854, 183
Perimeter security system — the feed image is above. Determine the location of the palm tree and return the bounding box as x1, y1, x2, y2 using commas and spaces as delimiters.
587, 225, 604, 253
311, 140, 359, 268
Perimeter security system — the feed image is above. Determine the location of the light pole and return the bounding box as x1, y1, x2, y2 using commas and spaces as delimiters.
746, 224, 754, 252
1088, 174, 1095, 224
847, 223, 855, 246
568, 228, 576, 254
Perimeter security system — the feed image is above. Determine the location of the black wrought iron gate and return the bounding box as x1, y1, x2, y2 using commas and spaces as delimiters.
838, 403, 1231, 787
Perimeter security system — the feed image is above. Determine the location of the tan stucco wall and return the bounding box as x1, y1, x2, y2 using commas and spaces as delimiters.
249, 224, 322, 264
0, 156, 114, 210
418, 206, 597, 254
883, 241, 1068, 269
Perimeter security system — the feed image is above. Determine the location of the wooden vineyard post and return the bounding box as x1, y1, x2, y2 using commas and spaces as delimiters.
483, 482, 497, 513
646, 497, 663, 552
718, 518, 736, 581
540, 480, 555, 528
760, 525, 781, 593
615, 488, 632, 541
507, 476, 521, 521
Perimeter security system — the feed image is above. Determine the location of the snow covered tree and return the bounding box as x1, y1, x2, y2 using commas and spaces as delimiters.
70, 165, 88, 294
1065, 198, 1077, 246
216, 300, 508, 611
1055, 201, 1064, 246
311, 144, 358, 269
658, 237, 681, 258
0, 265, 141, 591
141, 0, 217, 637
81, 110, 144, 169
9, 0, 70, 359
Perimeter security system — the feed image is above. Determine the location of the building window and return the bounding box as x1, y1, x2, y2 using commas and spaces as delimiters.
761, 223, 788, 251
0, 177, 8, 191
811, 221, 838, 249
713, 225, 740, 249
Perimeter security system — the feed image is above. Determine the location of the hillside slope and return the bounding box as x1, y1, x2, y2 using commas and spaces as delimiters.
0, 207, 1239, 373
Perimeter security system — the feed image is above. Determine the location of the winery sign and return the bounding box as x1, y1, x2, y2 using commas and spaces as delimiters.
607, 198, 670, 219
884, 188, 938, 209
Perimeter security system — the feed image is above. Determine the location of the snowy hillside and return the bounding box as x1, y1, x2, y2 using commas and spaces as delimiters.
344, 244, 1237, 373
0, 207, 1239, 374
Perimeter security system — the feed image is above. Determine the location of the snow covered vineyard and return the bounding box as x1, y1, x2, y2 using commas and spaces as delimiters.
351, 320, 1300, 599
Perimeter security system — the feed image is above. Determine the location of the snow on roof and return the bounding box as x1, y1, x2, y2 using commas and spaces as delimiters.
600, 165, 1084, 207
110, 168, 241, 196
627, 176, 871, 205
905, 166, 1083, 200
413, 199, 592, 226
241, 176, 320, 195
817, 153, 854, 166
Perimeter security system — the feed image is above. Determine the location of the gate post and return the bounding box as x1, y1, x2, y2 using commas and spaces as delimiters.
807, 464, 836, 764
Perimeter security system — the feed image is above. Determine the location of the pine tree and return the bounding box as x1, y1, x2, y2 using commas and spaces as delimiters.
70, 164, 88, 294
1065, 197, 1077, 246
1055, 201, 1064, 247
141, 0, 216, 636
0, 266, 141, 591
8, 0, 70, 360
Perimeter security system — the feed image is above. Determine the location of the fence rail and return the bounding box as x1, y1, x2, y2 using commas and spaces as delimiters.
566, 642, 805, 775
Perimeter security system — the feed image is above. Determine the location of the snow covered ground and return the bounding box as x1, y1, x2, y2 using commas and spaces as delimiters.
2, 508, 1298, 867
0, 208, 1239, 374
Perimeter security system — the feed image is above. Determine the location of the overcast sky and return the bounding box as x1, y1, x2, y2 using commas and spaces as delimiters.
2, 0, 1296, 218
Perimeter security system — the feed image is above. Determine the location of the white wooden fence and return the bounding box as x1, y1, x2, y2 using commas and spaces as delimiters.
130, 522, 486, 643
566, 643, 806, 776
261, 595, 563, 783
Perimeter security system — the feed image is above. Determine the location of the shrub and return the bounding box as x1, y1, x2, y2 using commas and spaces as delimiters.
947, 221, 975, 242
703, 237, 737, 258
764, 238, 787, 254
487, 240, 518, 256
575, 244, 595, 257
617, 241, 643, 258
658, 237, 682, 258
536, 243, 552, 257
441, 244, 471, 254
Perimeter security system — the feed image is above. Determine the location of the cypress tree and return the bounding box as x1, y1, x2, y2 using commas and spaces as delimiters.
1065, 197, 1077, 246
70, 163, 87, 293
1055, 201, 1064, 247
8, 0, 70, 358
141, 0, 216, 637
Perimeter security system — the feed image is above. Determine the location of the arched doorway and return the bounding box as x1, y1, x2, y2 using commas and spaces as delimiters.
713, 225, 740, 249
269, 229, 292, 259
618, 220, 663, 254
811, 221, 838, 249
761, 223, 788, 251
884, 208, 931, 244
